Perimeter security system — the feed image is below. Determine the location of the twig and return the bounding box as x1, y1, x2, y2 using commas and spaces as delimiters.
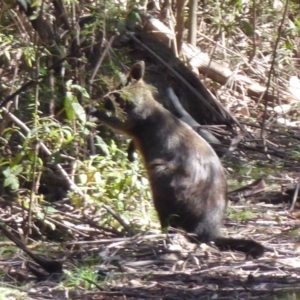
249, 0, 257, 63
188, 0, 198, 46
103, 204, 133, 236
0, 223, 63, 274
261, 0, 290, 142
82, 277, 103, 291
175, 0, 187, 54
89, 35, 115, 84
289, 175, 300, 211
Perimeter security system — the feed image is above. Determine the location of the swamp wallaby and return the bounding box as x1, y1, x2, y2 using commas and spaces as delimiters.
91, 61, 264, 258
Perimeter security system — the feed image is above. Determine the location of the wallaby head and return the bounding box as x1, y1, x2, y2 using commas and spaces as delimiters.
99, 61, 158, 134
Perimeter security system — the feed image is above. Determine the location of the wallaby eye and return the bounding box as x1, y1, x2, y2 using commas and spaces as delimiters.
104, 91, 133, 112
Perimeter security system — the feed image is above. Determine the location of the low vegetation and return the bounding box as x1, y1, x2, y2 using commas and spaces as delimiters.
1, 0, 300, 298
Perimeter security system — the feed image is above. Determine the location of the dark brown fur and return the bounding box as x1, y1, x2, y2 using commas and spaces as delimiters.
92, 61, 264, 258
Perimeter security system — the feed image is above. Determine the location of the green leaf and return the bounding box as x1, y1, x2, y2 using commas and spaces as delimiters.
64, 92, 86, 122
23, 201, 29, 209
93, 171, 102, 184
44, 220, 56, 231
36, 212, 45, 220
31, 0, 41, 8
66, 80, 73, 89
64, 92, 77, 121
240, 20, 254, 36
2, 168, 11, 177
10, 154, 23, 168
36, 212, 56, 230
4, 174, 19, 190
126, 10, 142, 30
4, 50, 11, 61
78, 173, 88, 184
27, 150, 36, 162
13, 165, 23, 176
62, 127, 74, 141
71, 84, 90, 98
3, 166, 23, 178
285, 41, 294, 50
72, 102, 87, 123
29, 14, 38, 21
95, 136, 109, 156
295, 19, 300, 27
37, 157, 43, 166
83, 127, 90, 135
110, 140, 117, 154
234, 0, 242, 8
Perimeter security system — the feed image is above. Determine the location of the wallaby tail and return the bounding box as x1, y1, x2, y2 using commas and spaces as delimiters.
214, 237, 264, 258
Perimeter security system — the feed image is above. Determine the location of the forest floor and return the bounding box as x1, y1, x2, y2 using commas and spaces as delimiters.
1, 142, 300, 300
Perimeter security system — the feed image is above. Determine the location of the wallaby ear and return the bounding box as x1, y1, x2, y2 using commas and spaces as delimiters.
129, 61, 145, 81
